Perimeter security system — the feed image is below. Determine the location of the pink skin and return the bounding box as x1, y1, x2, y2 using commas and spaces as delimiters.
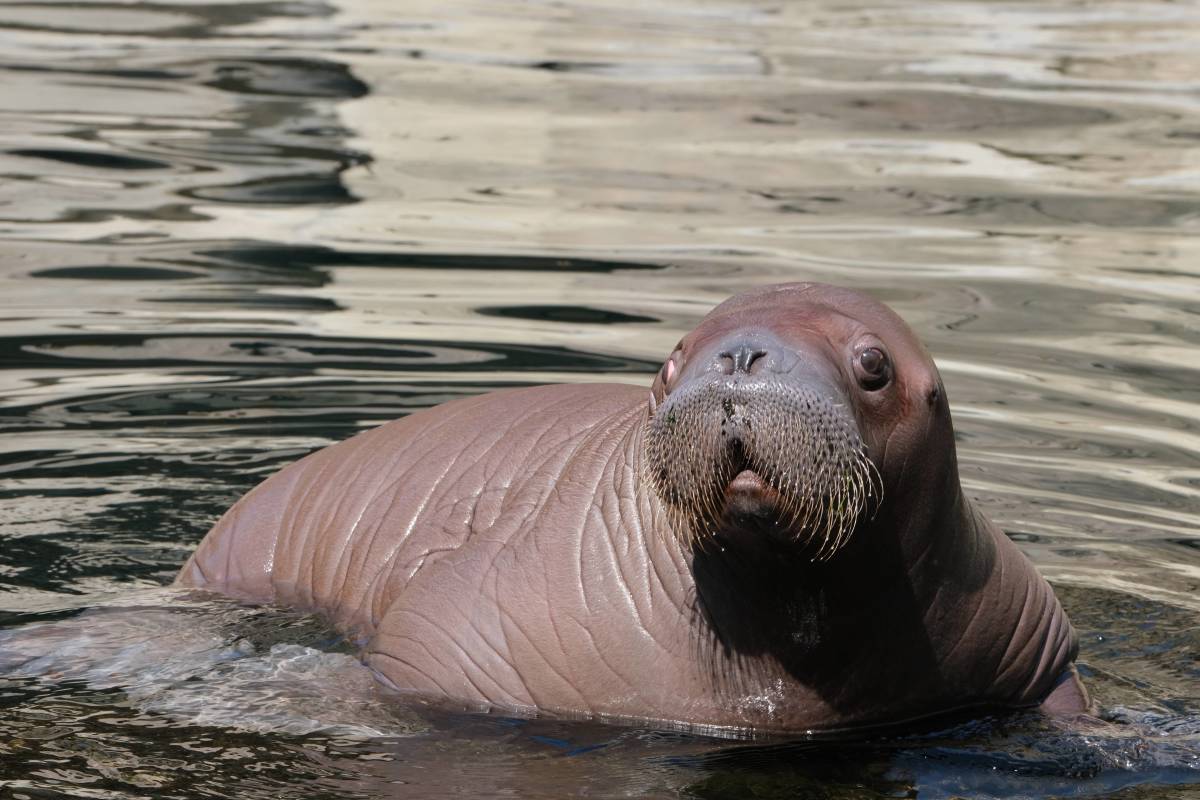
177, 283, 1087, 734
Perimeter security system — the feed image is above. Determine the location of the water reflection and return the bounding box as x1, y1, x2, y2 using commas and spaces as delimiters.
0, 0, 1198, 796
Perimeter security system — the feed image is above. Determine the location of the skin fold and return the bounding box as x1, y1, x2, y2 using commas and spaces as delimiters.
177, 283, 1087, 735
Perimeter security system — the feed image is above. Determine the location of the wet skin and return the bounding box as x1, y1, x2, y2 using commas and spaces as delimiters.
178, 283, 1087, 735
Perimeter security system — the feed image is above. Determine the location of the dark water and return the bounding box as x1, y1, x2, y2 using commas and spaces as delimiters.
2, 0, 1199, 797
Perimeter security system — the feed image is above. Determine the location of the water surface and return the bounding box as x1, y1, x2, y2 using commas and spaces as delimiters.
1, 0, 1199, 797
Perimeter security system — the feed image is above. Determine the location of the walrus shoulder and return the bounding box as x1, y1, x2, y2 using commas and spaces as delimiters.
177, 383, 645, 634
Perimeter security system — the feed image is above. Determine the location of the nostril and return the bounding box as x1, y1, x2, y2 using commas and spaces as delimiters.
719, 346, 768, 374
743, 349, 767, 373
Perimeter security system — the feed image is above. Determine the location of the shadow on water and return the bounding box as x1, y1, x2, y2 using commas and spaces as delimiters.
1, 0, 1199, 797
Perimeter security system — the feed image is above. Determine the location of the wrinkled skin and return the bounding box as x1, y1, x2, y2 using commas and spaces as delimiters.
178, 283, 1087, 735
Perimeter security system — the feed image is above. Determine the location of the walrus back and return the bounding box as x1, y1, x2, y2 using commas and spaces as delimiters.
176, 383, 646, 639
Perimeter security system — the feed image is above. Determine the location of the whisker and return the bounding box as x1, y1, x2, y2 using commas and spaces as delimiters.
645, 380, 882, 561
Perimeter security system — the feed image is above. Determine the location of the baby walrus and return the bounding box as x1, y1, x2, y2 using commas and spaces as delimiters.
178, 282, 1087, 735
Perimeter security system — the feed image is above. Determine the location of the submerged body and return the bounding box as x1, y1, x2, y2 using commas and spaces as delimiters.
178, 283, 1086, 734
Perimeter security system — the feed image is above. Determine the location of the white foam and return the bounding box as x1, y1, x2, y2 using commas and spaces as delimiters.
0, 592, 421, 739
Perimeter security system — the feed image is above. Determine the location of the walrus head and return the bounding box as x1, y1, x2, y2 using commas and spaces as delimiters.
645, 283, 952, 561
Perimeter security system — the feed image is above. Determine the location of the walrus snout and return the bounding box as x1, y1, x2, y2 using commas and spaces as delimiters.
645, 363, 881, 558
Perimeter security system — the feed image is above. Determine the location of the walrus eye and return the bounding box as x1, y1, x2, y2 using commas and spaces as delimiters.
856, 346, 891, 390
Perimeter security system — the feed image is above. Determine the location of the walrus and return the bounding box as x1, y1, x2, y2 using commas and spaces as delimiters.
177, 282, 1087, 735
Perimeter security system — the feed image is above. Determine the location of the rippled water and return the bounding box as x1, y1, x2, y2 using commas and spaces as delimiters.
1, 0, 1198, 796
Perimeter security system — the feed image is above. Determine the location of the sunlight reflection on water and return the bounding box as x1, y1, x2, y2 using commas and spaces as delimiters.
1, 0, 1198, 796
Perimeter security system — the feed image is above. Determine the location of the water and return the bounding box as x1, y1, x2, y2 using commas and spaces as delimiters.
1, 0, 1198, 796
